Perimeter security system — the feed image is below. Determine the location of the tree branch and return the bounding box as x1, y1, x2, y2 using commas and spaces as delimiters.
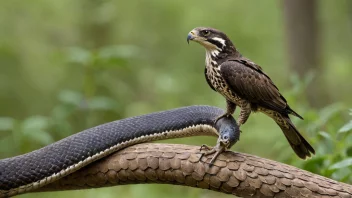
38, 143, 352, 197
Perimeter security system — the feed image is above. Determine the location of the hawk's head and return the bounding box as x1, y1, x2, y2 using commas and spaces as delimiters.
187, 27, 237, 55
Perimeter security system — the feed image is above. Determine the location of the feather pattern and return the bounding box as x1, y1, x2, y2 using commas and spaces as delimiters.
188, 26, 313, 158
220, 59, 302, 118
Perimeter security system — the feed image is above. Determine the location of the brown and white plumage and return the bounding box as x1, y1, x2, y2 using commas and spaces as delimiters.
187, 27, 315, 159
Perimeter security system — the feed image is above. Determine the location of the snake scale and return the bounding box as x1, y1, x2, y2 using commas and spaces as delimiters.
0, 105, 240, 197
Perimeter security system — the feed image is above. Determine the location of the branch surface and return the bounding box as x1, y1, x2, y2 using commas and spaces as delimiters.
38, 143, 352, 198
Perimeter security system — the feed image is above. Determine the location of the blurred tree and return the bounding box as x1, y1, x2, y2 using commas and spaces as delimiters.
349, 1, 352, 31
80, 0, 112, 49
283, 0, 330, 108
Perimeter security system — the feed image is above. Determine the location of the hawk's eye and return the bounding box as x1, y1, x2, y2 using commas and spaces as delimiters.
202, 30, 210, 36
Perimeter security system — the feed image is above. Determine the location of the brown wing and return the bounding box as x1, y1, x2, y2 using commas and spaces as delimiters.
220, 59, 293, 115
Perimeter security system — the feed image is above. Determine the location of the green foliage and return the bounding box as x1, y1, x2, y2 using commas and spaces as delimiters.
66, 45, 139, 69
0, 0, 351, 197
292, 107, 352, 183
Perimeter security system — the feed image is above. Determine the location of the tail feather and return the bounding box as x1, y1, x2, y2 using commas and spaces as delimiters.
286, 106, 304, 120
276, 115, 315, 159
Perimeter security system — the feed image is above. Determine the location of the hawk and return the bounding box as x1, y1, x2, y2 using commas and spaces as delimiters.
187, 27, 315, 159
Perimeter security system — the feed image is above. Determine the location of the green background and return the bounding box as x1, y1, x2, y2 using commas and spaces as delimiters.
0, 0, 351, 197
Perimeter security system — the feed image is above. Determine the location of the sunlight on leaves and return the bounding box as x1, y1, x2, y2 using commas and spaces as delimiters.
338, 121, 352, 134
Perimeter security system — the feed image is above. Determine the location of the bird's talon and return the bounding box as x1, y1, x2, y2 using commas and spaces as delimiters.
199, 144, 216, 156
199, 144, 212, 151
199, 142, 227, 166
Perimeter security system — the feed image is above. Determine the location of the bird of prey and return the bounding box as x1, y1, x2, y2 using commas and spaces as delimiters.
187, 27, 315, 159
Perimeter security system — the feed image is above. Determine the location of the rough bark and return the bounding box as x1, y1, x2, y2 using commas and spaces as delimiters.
37, 143, 352, 198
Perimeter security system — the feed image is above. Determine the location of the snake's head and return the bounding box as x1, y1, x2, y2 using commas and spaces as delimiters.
215, 114, 240, 149
219, 133, 231, 148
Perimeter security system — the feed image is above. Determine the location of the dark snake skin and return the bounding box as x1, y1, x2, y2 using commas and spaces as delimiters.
0, 105, 240, 196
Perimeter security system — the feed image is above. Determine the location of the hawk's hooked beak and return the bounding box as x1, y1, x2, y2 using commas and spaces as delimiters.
187, 31, 197, 44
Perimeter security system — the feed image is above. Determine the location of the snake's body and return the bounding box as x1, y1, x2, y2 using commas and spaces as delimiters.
0, 105, 239, 197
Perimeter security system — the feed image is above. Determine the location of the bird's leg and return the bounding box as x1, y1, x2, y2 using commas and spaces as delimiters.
215, 100, 236, 124
209, 146, 225, 165
237, 102, 251, 127
199, 141, 227, 166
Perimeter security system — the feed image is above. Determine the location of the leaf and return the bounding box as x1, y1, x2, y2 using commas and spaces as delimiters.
331, 167, 352, 182
338, 121, 352, 134
329, 158, 352, 170
0, 117, 15, 131
66, 47, 92, 65
318, 103, 345, 124
24, 129, 54, 145
302, 156, 325, 172
87, 96, 118, 111
346, 146, 352, 157
21, 116, 54, 145
51, 105, 75, 120
318, 131, 332, 141
22, 116, 50, 133
58, 90, 83, 106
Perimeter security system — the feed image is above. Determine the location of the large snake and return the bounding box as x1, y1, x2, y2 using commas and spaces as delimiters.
0, 105, 240, 197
